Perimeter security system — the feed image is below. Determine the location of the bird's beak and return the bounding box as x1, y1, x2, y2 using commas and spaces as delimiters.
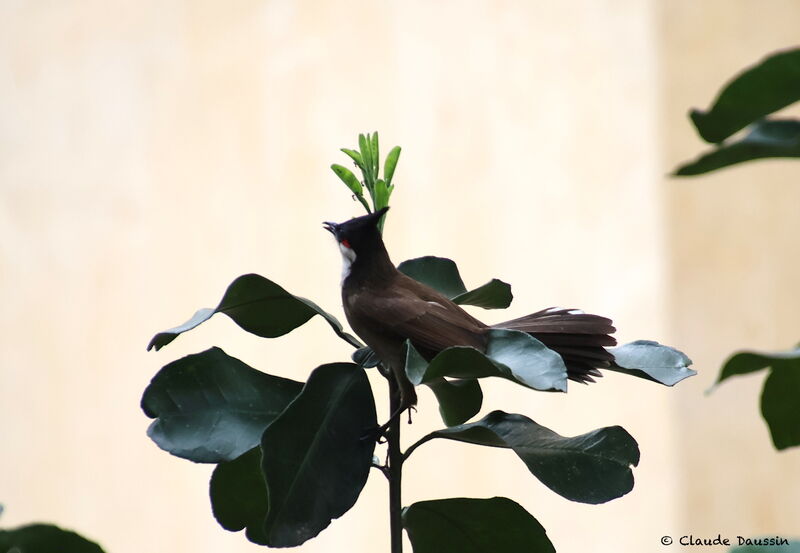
322, 221, 338, 235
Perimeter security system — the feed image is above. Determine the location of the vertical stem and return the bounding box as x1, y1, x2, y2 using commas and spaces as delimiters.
387, 374, 403, 553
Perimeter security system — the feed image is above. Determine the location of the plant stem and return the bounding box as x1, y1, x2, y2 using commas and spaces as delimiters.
387, 373, 404, 553
402, 432, 435, 463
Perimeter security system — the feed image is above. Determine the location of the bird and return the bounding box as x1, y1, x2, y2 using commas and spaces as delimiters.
323, 206, 616, 422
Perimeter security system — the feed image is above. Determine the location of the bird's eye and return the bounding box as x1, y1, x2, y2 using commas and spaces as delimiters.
341, 239, 352, 249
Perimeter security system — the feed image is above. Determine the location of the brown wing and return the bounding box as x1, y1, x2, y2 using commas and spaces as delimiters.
347, 275, 487, 360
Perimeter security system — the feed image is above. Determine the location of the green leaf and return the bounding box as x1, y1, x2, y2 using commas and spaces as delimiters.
411, 411, 639, 504
374, 179, 390, 210
715, 345, 800, 386
605, 340, 695, 386
690, 48, 800, 143
371, 131, 380, 176
731, 538, 800, 552
405, 329, 568, 392
209, 447, 269, 545
147, 273, 362, 351
712, 345, 800, 451
452, 279, 513, 309
331, 163, 363, 196
398, 256, 513, 309
141, 347, 303, 463
674, 119, 800, 176
761, 364, 800, 450
398, 256, 467, 298
340, 148, 364, 170
426, 377, 483, 426
0, 524, 106, 553
358, 133, 374, 188
384, 146, 401, 186
402, 497, 555, 553
261, 363, 377, 547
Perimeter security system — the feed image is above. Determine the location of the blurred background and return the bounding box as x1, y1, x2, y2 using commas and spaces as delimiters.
1, 1, 798, 551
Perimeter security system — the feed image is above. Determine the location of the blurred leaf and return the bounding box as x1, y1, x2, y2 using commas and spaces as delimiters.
412, 410, 639, 504
605, 340, 695, 386
209, 447, 269, 545
402, 497, 555, 553
331, 163, 363, 196
690, 48, 800, 143
261, 363, 377, 547
715, 345, 800, 385
712, 345, 800, 451
0, 524, 105, 553
761, 364, 800, 450
674, 119, 800, 176
384, 146, 401, 186
426, 377, 483, 426
141, 347, 303, 463
731, 538, 800, 552
405, 329, 567, 392
147, 273, 362, 351
340, 148, 364, 170
398, 256, 513, 309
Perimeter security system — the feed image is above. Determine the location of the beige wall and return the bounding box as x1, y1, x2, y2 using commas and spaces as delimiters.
0, 2, 796, 552
660, 0, 800, 539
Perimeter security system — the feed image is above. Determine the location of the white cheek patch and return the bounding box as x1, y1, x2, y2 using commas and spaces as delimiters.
339, 242, 357, 284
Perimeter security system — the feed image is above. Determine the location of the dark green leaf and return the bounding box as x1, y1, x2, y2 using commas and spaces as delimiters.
331, 163, 363, 196
0, 524, 105, 553
605, 340, 695, 386
761, 365, 800, 450
384, 146, 401, 186
453, 279, 512, 309
690, 48, 800, 143
402, 497, 554, 553
261, 363, 377, 547
731, 538, 800, 552
340, 148, 364, 170
674, 119, 800, 176
405, 329, 568, 392
353, 346, 488, 429
397, 256, 513, 309
413, 410, 639, 504
141, 347, 303, 463
209, 447, 269, 545
352, 346, 381, 368
715, 345, 800, 386
426, 377, 483, 426
398, 256, 467, 298
147, 307, 215, 348
147, 273, 362, 351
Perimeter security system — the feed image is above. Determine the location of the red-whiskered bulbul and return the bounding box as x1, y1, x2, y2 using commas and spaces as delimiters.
323, 207, 616, 417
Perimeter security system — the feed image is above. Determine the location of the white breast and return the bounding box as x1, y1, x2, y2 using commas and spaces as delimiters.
339, 242, 357, 285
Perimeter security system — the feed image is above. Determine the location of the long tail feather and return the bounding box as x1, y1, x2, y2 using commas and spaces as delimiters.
493, 307, 616, 384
